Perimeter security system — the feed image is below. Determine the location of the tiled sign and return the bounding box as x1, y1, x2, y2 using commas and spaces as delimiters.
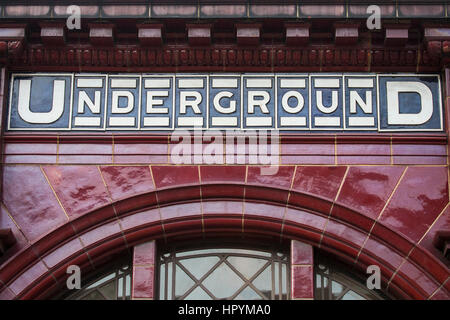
7, 73, 443, 132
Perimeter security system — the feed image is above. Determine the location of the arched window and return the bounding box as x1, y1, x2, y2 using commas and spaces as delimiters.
158, 245, 290, 300
63, 260, 132, 300
314, 254, 389, 300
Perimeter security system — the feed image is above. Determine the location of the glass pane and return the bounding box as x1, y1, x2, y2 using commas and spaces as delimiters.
179, 256, 220, 280
125, 274, 131, 298
331, 281, 344, 298
184, 286, 213, 300
86, 272, 115, 290
160, 263, 166, 298
99, 281, 116, 300
175, 265, 195, 298
81, 290, 106, 300
234, 286, 263, 300
274, 263, 279, 297
342, 291, 366, 300
177, 248, 271, 257
117, 277, 123, 298
281, 263, 287, 297
202, 263, 244, 299
252, 265, 271, 299
226, 256, 266, 279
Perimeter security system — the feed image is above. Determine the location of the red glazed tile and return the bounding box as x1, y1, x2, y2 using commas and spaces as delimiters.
245, 185, 289, 204
5, 143, 57, 155
0, 206, 28, 260
69, 205, 116, 234
59, 143, 112, 155
292, 166, 348, 201
337, 143, 390, 156
151, 166, 199, 188
42, 237, 84, 269
114, 155, 167, 164
407, 247, 449, 285
124, 225, 164, 246
281, 155, 335, 165
202, 201, 243, 215
284, 207, 327, 232
291, 265, 313, 299
379, 167, 449, 243
281, 143, 334, 155
156, 186, 201, 205
291, 240, 313, 265
244, 219, 283, 235
416, 204, 449, 266
0, 287, 15, 300
43, 165, 111, 219
244, 201, 285, 220
58, 155, 113, 164
247, 165, 295, 189
9, 260, 49, 296
203, 217, 242, 232
79, 220, 122, 248
392, 144, 447, 156
336, 166, 405, 220
132, 266, 154, 299
100, 166, 155, 201
282, 225, 322, 245
159, 202, 201, 220
393, 156, 447, 165
120, 208, 161, 231
323, 219, 367, 248
4, 155, 57, 164
430, 287, 450, 300
337, 156, 391, 165
288, 192, 333, 214
114, 193, 158, 216
371, 222, 414, 256
20, 274, 57, 300
0, 247, 39, 285
200, 165, 246, 183
201, 184, 245, 199
362, 237, 405, 271
320, 235, 360, 260
114, 143, 167, 155
396, 259, 440, 297
133, 241, 155, 266
86, 236, 128, 266
330, 204, 374, 232
388, 274, 425, 300
2, 166, 68, 242
163, 219, 202, 236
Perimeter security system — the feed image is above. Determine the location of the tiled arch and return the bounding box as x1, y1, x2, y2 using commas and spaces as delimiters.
0, 164, 449, 300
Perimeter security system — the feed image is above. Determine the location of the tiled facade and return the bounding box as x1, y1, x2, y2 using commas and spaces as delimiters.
0, 1, 449, 300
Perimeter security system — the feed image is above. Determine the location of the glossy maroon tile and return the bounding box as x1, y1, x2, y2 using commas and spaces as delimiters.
132, 266, 154, 299
133, 241, 155, 266
9, 260, 49, 296
430, 287, 450, 300
151, 166, 199, 188
396, 259, 440, 297
79, 220, 122, 248
336, 166, 405, 220
284, 207, 327, 232
120, 209, 161, 231
245, 185, 289, 204
323, 219, 367, 248
0, 206, 28, 260
100, 166, 155, 201
43, 165, 110, 219
201, 184, 245, 199
291, 265, 313, 299
371, 222, 414, 256
159, 202, 202, 220
2, 166, 68, 242
247, 165, 295, 189
281, 155, 335, 165
200, 165, 246, 183
244, 202, 284, 220
362, 237, 405, 270
408, 247, 449, 285
292, 166, 348, 201
379, 167, 449, 243
202, 201, 243, 215
42, 237, 84, 269
291, 240, 313, 265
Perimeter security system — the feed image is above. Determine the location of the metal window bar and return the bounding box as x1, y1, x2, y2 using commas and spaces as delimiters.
158, 247, 290, 300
